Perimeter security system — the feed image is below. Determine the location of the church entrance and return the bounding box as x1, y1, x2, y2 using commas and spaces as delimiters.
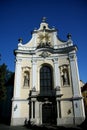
42, 103, 57, 125
40, 64, 57, 125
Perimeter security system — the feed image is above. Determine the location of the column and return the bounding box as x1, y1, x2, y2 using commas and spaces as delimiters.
53, 58, 61, 89
32, 59, 37, 90
56, 98, 61, 125
69, 53, 81, 97
31, 101, 33, 119
35, 101, 39, 124
31, 99, 36, 123
56, 100, 59, 117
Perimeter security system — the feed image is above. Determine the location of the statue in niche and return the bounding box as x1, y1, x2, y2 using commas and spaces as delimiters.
24, 71, 29, 86
62, 69, 69, 85
60, 66, 69, 86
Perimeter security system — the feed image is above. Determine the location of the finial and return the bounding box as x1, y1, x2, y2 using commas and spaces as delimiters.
34, 27, 37, 30
67, 33, 72, 39
18, 38, 23, 43
52, 26, 56, 30
52, 26, 55, 28
42, 17, 47, 23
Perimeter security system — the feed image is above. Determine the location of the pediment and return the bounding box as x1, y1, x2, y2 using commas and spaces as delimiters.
17, 18, 73, 52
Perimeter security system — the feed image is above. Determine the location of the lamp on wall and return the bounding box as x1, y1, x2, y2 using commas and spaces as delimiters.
14, 104, 17, 111
75, 102, 78, 108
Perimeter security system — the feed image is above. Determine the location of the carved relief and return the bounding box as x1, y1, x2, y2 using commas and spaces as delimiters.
37, 32, 51, 48
39, 51, 50, 58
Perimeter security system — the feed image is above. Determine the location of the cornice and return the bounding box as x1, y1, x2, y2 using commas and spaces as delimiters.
32, 28, 57, 34
14, 45, 77, 56
12, 98, 28, 101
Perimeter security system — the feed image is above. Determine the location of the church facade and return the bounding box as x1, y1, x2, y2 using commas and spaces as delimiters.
11, 18, 85, 126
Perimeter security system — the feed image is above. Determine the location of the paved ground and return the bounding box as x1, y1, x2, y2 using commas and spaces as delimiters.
0, 125, 26, 130
0, 124, 30, 130
0, 124, 85, 130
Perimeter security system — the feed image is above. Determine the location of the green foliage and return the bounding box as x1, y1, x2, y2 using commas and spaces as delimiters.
0, 63, 7, 100
0, 63, 14, 101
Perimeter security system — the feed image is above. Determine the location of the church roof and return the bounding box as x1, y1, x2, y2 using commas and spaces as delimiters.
81, 83, 87, 92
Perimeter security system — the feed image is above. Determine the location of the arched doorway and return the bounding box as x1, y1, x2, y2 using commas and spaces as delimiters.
40, 64, 57, 124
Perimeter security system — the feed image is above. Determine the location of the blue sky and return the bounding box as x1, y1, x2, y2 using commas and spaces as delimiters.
0, 0, 87, 83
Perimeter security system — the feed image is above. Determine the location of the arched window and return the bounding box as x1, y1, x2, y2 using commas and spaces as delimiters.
40, 65, 52, 95
24, 71, 29, 87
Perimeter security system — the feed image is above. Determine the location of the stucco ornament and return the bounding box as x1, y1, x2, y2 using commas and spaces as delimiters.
37, 32, 51, 47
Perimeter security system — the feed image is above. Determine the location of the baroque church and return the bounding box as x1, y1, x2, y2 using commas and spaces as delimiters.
11, 18, 85, 126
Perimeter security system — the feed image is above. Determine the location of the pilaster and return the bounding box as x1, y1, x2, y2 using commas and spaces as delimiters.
32, 59, 37, 90
14, 58, 22, 98
69, 53, 81, 97
32, 33, 37, 48
69, 52, 85, 124
29, 90, 40, 125
53, 58, 61, 90
53, 31, 58, 49
11, 58, 22, 125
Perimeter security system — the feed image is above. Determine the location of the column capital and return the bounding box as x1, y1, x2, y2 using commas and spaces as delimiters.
31, 59, 37, 64
69, 53, 77, 61
15, 58, 22, 64
53, 58, 58, 63
55, 86, 61, 91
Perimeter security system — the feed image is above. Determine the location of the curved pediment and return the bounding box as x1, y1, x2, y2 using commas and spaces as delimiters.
17, 18, 74, 51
